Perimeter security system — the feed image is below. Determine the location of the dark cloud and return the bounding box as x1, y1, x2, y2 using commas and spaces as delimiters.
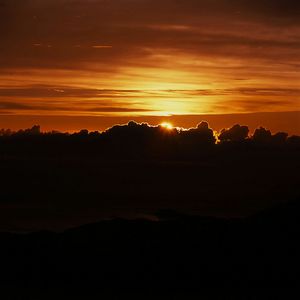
0, 102, 33, 110
86, 107, 152, 113
214, 98, 298, 114
0, 0, 299, 70
1, 121, 299, 153
253, 126, 272, 142
180, 121, 216, 147
219, 124, 249, 142
0, 101, 152, 113
2, 86, 300, 100
170, 88, 300, 97
252, 126, 289, 145
0, 86, 145, 98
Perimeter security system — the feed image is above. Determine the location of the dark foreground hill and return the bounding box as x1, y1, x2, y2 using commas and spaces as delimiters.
1, 198, 300, 294
0, 128, 299, 232
0, 122, 299, 297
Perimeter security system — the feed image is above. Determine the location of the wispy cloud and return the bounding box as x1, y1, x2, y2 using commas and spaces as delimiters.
0, 0, 299, 117
91, 45, 113, 49
1, 85, 300, 98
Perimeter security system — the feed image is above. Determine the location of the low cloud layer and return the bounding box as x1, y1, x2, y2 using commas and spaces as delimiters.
1, 121, 299, 149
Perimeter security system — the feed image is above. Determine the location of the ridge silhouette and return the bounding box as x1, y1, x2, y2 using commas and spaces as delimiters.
0, 121, 299, 293
1, 198, 300, 290
0, 120, 299, 232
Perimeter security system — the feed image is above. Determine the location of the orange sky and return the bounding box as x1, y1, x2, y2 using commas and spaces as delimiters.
0, 0, 300, 132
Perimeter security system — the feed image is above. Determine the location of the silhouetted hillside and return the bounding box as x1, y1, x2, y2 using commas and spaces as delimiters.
1, 198, 300, 293
0, 122, 299, 296
0, 121, 299, 232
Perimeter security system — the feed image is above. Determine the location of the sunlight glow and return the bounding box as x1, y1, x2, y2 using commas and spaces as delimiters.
160, 122, 174, 130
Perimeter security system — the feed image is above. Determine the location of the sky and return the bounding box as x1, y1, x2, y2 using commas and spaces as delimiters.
0, 0, 300, 132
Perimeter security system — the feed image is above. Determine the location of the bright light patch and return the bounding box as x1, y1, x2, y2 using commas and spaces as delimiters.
160, 122, 173, 130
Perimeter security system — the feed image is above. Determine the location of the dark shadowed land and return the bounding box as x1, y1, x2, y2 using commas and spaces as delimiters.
2, 201, 300, 293
0, 121, 300, 294
0, 121, 299, 232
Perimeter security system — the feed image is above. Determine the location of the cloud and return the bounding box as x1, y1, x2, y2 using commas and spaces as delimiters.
2, 86, 300, 99
180, 121, 216, 146
2, 121, 298, 153
1, 0, 299, 70
252, 126, 288, 145
1, 85, 299, 116
0, 0, 299, 116
0, 86, 145, 98
0, 102, 33, 110
219, 124, 250, 142
92, 45, 113, 49
0, 100, 153, 114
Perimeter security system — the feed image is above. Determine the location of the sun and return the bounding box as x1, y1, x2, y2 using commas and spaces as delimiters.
160, 122, 174, 130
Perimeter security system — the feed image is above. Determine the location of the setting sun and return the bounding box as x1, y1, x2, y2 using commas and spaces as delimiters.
160, 122, 174, 130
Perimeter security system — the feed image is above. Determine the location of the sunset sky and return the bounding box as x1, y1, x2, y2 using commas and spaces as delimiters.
1, 0, 300, 133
